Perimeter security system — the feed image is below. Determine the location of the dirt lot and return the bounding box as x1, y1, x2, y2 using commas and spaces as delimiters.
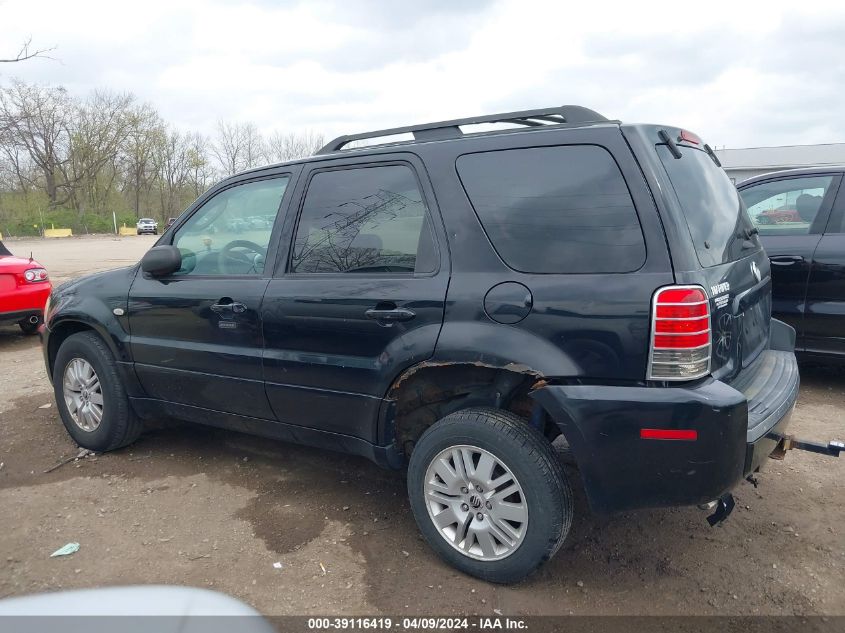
0, 234, 843, 616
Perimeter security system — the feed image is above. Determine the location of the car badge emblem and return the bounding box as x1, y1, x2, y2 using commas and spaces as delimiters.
751, 261, 761, 283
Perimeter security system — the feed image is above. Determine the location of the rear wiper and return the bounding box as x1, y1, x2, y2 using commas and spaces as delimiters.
704, 143, 722, 167
658, 130, 682, 159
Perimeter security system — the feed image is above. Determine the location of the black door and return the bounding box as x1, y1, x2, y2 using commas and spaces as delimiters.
739, 174, 841, 351
805, 181, 845, 357
262, 157, 449, 441
128, 174, 295, 418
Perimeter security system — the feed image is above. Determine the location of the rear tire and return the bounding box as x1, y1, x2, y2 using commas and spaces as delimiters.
53, 331, 143, 452
18, 316, 41, 335
407, 407, 573, 584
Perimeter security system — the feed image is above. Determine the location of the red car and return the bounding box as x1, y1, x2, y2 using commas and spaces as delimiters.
755, 208, 801, 224
0, 240, 52, 334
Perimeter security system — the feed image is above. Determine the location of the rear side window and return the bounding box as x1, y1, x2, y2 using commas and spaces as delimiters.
290, 165, 437, 274
457, 145, 645, 274
656, 144, 761, 267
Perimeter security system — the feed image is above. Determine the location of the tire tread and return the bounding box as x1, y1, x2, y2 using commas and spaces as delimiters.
408, 406, 573, 583
54, 331, 142, 451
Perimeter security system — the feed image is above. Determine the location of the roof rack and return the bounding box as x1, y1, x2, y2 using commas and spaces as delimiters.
316, 105, 608, 155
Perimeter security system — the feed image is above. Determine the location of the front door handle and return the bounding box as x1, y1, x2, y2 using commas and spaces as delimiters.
769, 255, 804, 266
365, 307, 416, 323
211, 300, 247, 315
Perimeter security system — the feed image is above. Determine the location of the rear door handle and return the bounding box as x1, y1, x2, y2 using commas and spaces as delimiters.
365, 307, 416, 323
211, 300, 247, 314
769, 255, 804, 265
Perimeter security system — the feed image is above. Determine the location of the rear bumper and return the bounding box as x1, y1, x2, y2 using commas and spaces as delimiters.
0, 283, 51, 323
0, 308, 43, 326
532, 348, 799, 514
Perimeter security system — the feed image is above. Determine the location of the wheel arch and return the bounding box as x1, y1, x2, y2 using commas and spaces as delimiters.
46, 317, 123, 380
382, 360, 563, 459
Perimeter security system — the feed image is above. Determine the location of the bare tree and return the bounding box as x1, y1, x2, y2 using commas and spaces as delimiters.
59, 90, 136, 216
0, 80, 72, 206
184, 132, 215, 198
122, 103, 164, 218
0, 37, 55, 63
210, 120, 266, 176
153, 128, 193, 219
265, 130, 324, 163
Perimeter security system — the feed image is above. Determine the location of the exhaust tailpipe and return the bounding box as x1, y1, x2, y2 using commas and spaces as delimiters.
705, 493, 735, 526
28, 315, 39, 324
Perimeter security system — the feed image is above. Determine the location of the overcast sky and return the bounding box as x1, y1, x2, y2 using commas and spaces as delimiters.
2, 0, 843, 148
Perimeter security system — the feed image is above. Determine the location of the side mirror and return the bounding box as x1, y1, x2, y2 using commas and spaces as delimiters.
141, 245, 182, 277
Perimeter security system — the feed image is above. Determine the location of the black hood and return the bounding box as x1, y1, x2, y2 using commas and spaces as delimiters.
0, 240, 12, 257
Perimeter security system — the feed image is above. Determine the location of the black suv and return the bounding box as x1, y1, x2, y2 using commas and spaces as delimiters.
43, 106, 799, 583
737, 167, 845, 362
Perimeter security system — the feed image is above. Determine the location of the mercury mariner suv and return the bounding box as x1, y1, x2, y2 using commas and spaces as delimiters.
43, 106, 814, 583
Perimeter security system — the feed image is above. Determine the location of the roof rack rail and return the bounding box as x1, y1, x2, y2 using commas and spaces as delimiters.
316, 105, 608, 154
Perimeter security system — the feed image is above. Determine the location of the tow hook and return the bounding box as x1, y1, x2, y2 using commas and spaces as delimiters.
767, 433, 844, 460
705, 493, 735, 527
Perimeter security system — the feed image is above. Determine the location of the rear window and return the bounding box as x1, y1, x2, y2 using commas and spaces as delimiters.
457, 145, 646, 274
656, 144, 760, 268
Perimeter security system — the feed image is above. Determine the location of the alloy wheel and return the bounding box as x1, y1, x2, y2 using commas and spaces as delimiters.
423, 444, 528, 561
62, 358, 104, 432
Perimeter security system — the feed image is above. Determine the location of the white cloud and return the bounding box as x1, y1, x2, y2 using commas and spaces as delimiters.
2, 0, 844, 147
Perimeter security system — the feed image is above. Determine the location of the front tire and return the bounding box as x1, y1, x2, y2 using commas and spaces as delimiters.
53, 331, 143, 452
407, 408, 573, 584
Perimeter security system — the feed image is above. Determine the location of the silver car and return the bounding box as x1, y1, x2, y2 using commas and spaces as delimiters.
136, 218, 158, 235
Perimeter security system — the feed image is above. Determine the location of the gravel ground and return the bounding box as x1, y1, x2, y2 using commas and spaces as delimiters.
0, 235, 843, 616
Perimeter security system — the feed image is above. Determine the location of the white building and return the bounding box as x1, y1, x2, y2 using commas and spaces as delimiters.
714, 143, 845, 184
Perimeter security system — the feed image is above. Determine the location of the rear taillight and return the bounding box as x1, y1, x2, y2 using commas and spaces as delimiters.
23, 268, 49, 283
648, 285, 711, 380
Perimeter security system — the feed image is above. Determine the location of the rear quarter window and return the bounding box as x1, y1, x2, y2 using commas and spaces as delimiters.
456, 145, 646, 274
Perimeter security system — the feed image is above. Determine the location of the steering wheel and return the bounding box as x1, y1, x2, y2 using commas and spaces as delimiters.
219, 240, 267, 275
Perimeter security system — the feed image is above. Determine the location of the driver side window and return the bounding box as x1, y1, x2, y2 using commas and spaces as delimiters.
172, 177, 289, 276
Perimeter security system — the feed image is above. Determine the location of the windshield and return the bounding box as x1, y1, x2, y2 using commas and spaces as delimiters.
656, 144, 761, 268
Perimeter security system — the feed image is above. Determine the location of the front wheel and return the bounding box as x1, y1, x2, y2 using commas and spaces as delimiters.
407, 408, 573, 584
53, 331, 143, 452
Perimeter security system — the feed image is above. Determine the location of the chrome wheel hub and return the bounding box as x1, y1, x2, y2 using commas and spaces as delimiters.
423, 444, 528, 561
63, 358, 104, 432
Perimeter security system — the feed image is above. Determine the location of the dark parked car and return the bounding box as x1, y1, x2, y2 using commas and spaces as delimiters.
44, 107, 800, 583
738, 167, 845, 362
